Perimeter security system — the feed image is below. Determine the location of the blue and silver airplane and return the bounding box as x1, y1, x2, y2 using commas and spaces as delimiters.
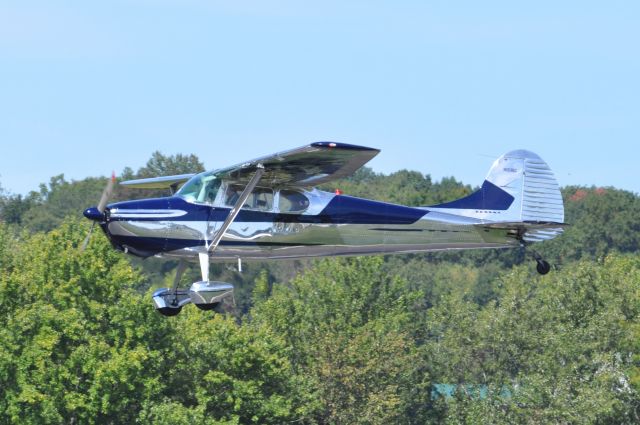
83, 142, 565, 316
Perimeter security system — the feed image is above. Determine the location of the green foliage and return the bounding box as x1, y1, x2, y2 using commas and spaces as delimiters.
422, 254, 640, 424
0, 151, 206, 233
540, 186, 640, 262
0, 220, 160, 423
0, 193, 38, 225
139, 311, 306, 425
127, 151, 205, 180
0, 175, 107, 233
2, 154, 640, 423
382, 255, 506, 307
0, 221, 309, 424
120, 150, 206, 201
253, 257, 429, 424
1, 216, 639, 423
321, 166, 473, 206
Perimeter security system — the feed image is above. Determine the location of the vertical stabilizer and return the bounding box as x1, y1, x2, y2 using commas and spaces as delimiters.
429, 150, 564, 227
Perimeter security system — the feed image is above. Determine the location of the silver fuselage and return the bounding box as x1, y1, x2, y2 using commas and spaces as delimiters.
103, 188, 518, 261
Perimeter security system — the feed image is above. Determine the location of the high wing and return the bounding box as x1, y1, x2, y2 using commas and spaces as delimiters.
119, 142, 379, 190
213, 142, 380, 186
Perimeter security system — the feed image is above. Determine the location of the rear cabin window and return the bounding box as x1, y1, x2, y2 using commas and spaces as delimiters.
224, 185, 274, 211
279, 190, 309, 212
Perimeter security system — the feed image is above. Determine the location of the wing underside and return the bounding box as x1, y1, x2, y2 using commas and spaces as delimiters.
119, 174, 195, 190
213, 142, 380, 186
119, 142, 380, 191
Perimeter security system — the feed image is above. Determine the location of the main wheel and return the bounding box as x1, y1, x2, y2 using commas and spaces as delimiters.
157, 306, 182, 317
195, 302, 220, 311
536, 260, 551, 275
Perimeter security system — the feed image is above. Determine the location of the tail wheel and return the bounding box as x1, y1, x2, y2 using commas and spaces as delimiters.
536, 260, 551, 275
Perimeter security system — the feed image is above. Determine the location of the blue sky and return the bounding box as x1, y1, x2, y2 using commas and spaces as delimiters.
0, 1, 638, 196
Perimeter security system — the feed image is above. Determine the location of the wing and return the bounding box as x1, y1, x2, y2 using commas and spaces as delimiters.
213, 142, 380, 186
120, 174, 195, 190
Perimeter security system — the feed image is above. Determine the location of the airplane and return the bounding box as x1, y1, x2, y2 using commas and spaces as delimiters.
83, 142, 566, 316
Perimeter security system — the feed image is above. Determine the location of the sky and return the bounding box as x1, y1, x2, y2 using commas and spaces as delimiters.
0, 1, 638, 196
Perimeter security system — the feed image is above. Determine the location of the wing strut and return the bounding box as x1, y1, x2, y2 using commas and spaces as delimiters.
199, 164, 265, 282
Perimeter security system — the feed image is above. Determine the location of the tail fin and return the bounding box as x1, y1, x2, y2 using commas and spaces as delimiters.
429, 150, 565, 227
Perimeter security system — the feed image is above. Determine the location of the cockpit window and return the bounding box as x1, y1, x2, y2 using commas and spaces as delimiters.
279, 189, 309, 212
224, 185, 274, 211
176, 172, 221, 204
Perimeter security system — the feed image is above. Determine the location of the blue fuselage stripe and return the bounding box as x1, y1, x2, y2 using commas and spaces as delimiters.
429, 180, 514, 210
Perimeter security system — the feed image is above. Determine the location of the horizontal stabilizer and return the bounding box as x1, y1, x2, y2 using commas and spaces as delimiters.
477, 221, 568, 243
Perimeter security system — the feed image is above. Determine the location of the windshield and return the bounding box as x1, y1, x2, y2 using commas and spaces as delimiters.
176, 171, 221, 204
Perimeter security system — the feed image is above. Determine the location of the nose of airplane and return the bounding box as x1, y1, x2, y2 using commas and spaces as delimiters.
83, 206, 104, 221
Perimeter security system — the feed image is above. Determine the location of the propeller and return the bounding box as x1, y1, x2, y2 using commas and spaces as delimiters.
81, 172, 116, 252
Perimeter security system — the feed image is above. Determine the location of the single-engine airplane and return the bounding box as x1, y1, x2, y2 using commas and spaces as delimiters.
83, 142, 565, 316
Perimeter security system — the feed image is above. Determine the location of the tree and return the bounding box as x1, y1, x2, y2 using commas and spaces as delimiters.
321, 167, 473, 207
0, 219, 167, 423
0, 152, 207, 232
121, 151, 206, 200
0, 219, 313, 424
140, 312, 308, 425
422, 254, 640, 424
252, 257, 430, 424
540, 186, 640, 262
135, 151, 205, 179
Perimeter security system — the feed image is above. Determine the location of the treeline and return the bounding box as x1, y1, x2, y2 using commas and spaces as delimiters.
0, 152, 639, 423
0, 223, 638, 423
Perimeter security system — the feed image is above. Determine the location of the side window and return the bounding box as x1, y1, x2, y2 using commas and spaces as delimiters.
224, 185, 274, 211
197, 177, 221, 204
249, 188, 274, 211
279, 189, 309, 212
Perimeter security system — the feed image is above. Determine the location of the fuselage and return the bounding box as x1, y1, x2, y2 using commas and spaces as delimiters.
82, 145, 565, 316
96, 188, 518, 261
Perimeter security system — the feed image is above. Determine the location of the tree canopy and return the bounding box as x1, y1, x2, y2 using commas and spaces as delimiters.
0, 151, 639, 423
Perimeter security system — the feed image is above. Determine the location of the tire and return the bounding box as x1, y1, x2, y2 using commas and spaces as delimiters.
157, 306, 182, 317
195, 302, 220, 311
536, 260, 551, 275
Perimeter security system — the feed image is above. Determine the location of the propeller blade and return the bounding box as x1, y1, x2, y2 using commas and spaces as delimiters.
97, 172, 116, 213
81, 172, 115, 252
80, 222, 96, 252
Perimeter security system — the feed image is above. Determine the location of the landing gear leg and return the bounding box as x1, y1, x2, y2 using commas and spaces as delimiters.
169, 260, 187, 306
520, 243, 552, 275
